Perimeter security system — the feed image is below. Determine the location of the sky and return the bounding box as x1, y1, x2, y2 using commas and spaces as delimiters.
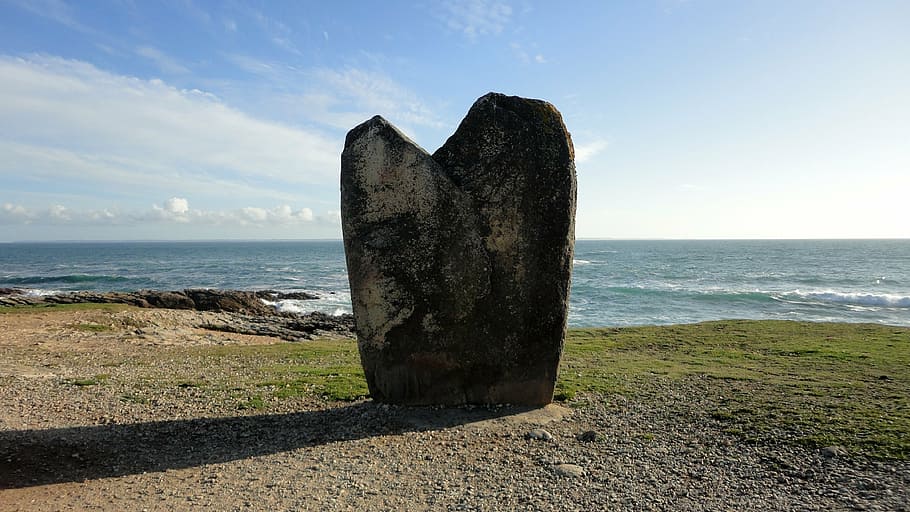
1, 0, 908, 241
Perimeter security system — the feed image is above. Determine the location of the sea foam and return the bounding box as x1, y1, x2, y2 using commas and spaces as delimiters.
263, 293, 353, 316
786, 290, 910, 308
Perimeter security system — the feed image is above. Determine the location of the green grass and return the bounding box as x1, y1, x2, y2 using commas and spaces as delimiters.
0, 303, 131, 314
19, 304, 905, 460
558, 321, 910, 459
66, 374, 110, 387
72, 322, 114, 332
183, 320, 910, 458
236, 393, 267, 410
206, 339, 369, 402
173, 320, 908, 458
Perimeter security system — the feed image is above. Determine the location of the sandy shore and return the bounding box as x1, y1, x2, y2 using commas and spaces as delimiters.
1, 306, 908, 511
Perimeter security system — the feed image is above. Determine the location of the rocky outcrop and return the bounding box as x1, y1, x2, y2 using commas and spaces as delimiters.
201, 311, 355, 342
341, 92, 576, 406
0, 288, 291, 315
0, 288, 354, 340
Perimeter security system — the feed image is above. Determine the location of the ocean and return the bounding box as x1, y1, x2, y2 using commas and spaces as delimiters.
1, 239, 908, 327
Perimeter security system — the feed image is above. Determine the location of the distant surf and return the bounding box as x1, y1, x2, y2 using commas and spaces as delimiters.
2, 239, 908, 327
779, 290, 910, 309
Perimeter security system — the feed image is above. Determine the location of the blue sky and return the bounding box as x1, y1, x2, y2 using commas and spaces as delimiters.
1, 0, 908, 241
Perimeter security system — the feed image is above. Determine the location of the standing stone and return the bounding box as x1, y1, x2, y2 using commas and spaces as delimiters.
341, 92, 576, 406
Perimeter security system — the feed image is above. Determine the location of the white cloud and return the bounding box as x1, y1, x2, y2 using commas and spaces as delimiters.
152, 198, 190, 223
574, 139, 609, 164
4, 0, 96, 35
147, 199, 323, 227
135, 46, 190, 74
439, 0, 513, 39
163, 197, 189, 214
245, 8, 301, 54
324, 209, 342, 225
510, 42, 529, 63
153, 197, 190, 223
48, 204, 70, 221
510, 42, 546, 65
1, 203, 30, 222
223, 54, 446, 133
0, 55, 341, 196
223, 53, 276, 75
225, 57, 444, 133
240, 206, 268, 223
308, 67, 444, 131
1, 200, 327, 228
1, 202, 120, 225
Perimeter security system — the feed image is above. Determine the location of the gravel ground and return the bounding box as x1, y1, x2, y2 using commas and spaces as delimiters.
1, 307, 908, 511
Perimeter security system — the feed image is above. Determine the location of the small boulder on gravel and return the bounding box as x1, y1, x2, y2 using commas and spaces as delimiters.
526, 428, 554, 442
820, 445, 849, 458
577, 430, 601, 443
552, 464, 586, 478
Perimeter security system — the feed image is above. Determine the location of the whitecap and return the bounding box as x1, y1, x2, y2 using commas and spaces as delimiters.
263, 291, 353, 316
272, 300, 310, 315
24, 288, 62, 297
786, 290, 910, 308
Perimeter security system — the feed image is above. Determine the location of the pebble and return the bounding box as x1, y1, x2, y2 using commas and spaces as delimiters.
821, 445, 849, 458
552, 464, 586, 478
577, 430, 600, 442
526, 429, 554, 442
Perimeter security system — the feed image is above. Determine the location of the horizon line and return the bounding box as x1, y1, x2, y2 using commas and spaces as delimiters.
2, 237, 908, 244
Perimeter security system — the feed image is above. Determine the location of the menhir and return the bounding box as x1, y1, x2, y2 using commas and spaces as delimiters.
341, 92, 576, 406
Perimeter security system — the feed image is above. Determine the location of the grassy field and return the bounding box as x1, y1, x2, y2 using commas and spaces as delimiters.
171, 319, 909, 459
5, 304, 908, 459
557, 321, 910, 459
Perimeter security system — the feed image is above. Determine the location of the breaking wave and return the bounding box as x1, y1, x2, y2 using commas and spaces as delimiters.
783, 290, 910, 309
4, 274, 134, 285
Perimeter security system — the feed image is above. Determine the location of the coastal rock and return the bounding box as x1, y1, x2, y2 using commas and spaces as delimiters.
183, 289, 274, 315
341, 92, 576, 406
255, 290, 320, 301
142, 290, 196, 310
0, 289, 278, 315
201, 311, 355, 341
0, 288, 355, 340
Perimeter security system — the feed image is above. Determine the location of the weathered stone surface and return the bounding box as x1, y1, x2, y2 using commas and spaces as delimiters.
183, 289, 274, 315
341, 92, 576, 406
201, 311, 355, 341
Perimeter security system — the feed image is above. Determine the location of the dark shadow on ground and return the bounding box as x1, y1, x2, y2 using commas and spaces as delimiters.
0, 402, 538, 489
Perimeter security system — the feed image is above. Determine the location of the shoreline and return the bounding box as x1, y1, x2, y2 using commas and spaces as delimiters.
3, 287, 908, 330
3, 239, 909, 329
